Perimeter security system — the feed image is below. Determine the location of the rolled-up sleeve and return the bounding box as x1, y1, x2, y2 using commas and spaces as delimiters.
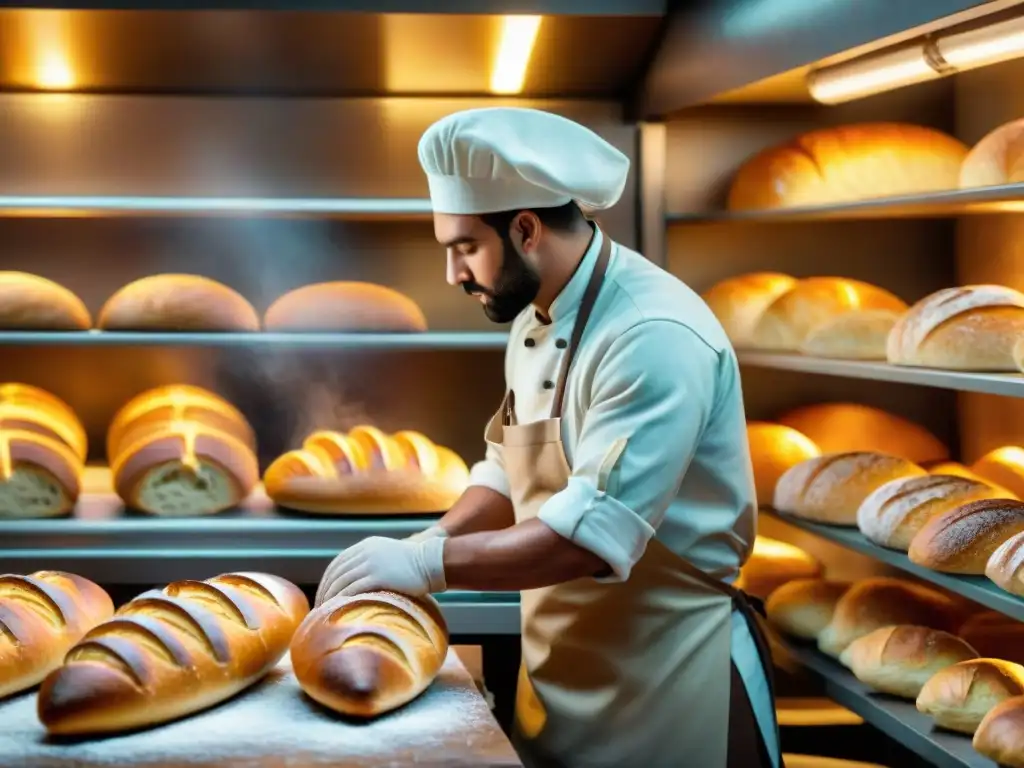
468, 440, 511, 498
537, 320, 718, 581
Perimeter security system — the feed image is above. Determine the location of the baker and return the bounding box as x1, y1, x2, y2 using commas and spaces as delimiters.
315, 107, 782, 768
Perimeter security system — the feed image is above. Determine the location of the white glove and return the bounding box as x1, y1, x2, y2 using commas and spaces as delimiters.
405, 524, 449, 543
315, 536, 447, 607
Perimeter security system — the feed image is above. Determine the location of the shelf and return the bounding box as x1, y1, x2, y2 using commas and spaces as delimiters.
666, 184, 1024, 225
737, 352, 1024, 398
766, 510, 1024, 622
0, 196, 434, 220
0, 331, 509, 349
787, 643, 996, 768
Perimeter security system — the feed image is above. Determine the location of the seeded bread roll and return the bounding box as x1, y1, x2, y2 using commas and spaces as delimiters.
960, 117, 1024, 188
908, 498, 1024, 574
746, 422, 820, 507
0, 272, 91, 330
265, 282, 427, 332
736, 536, 822, 600
917, 658, 1024, 734
700, 273, 797, 347
765, 579, 851, 640
974, 695, 1024, 766
98, 274, 260, 332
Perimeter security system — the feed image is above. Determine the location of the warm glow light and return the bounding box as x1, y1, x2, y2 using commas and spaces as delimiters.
36, 49, 75, 90
490, 15, 542, 95
25, 12, 76, 91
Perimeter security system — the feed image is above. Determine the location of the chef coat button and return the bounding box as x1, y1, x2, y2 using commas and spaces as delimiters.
555, 338, 567, 349
525, 338, 536, 348
543, 380, 554, 390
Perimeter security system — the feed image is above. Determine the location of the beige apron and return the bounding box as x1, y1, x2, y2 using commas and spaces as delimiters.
484, 232, 782, 768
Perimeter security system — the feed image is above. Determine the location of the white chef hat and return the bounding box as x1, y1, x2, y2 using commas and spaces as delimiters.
417, 107, 630, 216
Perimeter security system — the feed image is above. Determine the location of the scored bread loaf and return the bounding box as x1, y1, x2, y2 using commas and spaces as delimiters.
917, 658, 1024, 734
856, 474, 1006, 551
908, 498, 1024, 574
986, 531, 1024, 597
960, 117, 1024, 188
765, 578, 851, 640
887, 285, 1024, 371
109, 385, 258, 517
0, 272, 91, 330
265, 282, 427, 332
727, 123, 968, 211
959, 612, 1024, 665
817, 577, 962, 658
773, 452, 926, 526
974, 695, 1024, 766
736, 536, 821, 600
0, 571, 113, 699
98, 274, 260, 332
290, 590, 448, 717
38, 572, 309, 734
839, 625, 977, 698
776, 403, 948, 464
264, 427, 469, 514
746, 422, 820, 507
700, 272, 796, 347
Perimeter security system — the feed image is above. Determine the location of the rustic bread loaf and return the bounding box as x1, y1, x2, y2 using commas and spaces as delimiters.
765, 578, 851, 640
700, 272, 797, 347
908, 498, 1024, 574
265, 282, 427, 332
974, 695, 1024, 766
290, 590, 448, 717
800, 309, 907, 360
736, 536, 821, 600
98, 274, 260, 332
746, 422, 820, 507
986, 530, 1024, 597
960, 117, 1024, 188
38, 572, 309, 734
0, 272, 91, 330
917, 658, 1024, 734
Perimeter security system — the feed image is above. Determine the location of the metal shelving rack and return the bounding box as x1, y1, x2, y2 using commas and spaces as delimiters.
0, 331, 509, 349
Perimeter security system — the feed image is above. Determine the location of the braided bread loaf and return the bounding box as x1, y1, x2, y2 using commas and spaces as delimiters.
264, 426, 469, 514
109, 385, 258, 516
290, 591, 448, 717
0, 571, 113, 698
38, 572, 309, 734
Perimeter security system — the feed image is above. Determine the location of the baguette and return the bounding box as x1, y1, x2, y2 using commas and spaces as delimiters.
0, 572, 113, 699
960, 117, 1024, 188
38, 572, 309, 735
974, 695, 1024, 766
765, 578, 851, 640
746, 422, 820, 507
98, 274, 260, 332
917, 658, 1024, 734
773, 452, 925, 526
908, 498, 1024, 574
839, 625, 977, 698
290, 590, 448, 717
265, 282, 427, 332
736, 536, 821, 600
0, 272, 91, 330
700, 273, 796, 347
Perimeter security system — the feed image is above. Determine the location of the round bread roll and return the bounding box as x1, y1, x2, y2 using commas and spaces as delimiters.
773, 452, 926, 526
98, 274, 260, 332
736, 536, 821, 599
974, 695, 1024, 766
746, 422, 820, 507
776, 403, 948, 464
700, 272, 796, 347
0, 272, 91, 330
765, 578, 851, 640
917, 658, 1024, 734
839, 625, 977, 699
909, 498, 1024, 574
265, 282, 427, 333
960, 117, 1024, 188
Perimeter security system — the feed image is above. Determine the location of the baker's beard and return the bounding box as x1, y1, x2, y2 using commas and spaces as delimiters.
463, 235, 541, 324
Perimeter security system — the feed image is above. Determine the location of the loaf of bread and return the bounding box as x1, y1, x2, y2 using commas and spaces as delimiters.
290, 590, 448, 717
0, 571, 113, 699
776, 403, 948, 464
0, 272, 91, 330
773, 452, 926, 526
746, 422, 820, 506
700, 273, 797, 347
98, 274, 260, 332
108, 385, 259, 517
908, 498, 1024, 574
0, 383, 87, 462
887, 285, 1024, 371
736, 536, 822, 599
917, 658, 1024, 734
974, 695, 1024, 766
38, 572, 308, 734
264, 427, 469, 514
765, 578, 851, 640
972, 447, 1024, 500
960, 118, 1024, 188
727, 123, 968, 211
817, 577, 962, 658
840, 625, 977, 698
857, 474, 1005, 551
264, 282, 427, 332
986, 530, 1024, 596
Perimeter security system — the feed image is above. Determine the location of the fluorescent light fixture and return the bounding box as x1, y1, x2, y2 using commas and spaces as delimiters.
937, 14, 1024, 69
490, 15, 542, 95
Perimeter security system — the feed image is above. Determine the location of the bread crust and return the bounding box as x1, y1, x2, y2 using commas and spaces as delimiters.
0, 272, 91, 330
974, 695, 1024, 766
909, 498, 1024, 574
736, 536, 821, 600
765, 578, 850, 640
98, 274, 260, 332
918, 658, 1024, 734
700, 272, 796, 347
264, 282, 427, 332
746, 422, 820, 507
960, 117, 1024, 188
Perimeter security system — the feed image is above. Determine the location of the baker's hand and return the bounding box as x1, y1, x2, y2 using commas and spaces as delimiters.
315, 536, 447, 606
405, 524, 449, 543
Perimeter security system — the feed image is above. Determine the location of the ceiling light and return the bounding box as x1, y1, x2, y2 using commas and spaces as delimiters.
490, 15, 542, 95
937, 14, 1024, 69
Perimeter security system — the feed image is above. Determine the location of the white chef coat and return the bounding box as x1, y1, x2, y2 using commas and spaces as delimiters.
470, 228, 778, 764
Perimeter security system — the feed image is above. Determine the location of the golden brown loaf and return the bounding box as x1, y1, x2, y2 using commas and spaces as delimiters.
727, 123, 968, 211
765, 578, 851, 640
736, 536, 821, 599
908, 498, 1024, 574
291, 590, 448, 717
264, 282, 428, 332
986, 530, 1024, 597
972, 447, 1024, 501
700, 272, 797, 347
98, 274, 260, 332
958, 612, 1024, 665
773, 452, 926, 526
887, 285, 1024, 371
747, 277, 907, 356
0, 272, 91, 330
108, 385, 259, 517
839, 625, 977, 699
856, 474, 1005, 551
38, 572, 309, 734
974, 695, 1024, 766
264, 427, 469, 514
746, 422, 820, 507
0, 571, 113, 699
917, 658, 1024, 734
776, 403, 949, 464
960, 118, 1024, 188
817, 577, 961, 658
